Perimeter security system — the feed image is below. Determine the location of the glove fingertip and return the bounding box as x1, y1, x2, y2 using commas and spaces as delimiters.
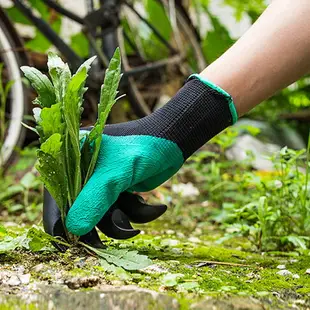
65, 212, 93, 236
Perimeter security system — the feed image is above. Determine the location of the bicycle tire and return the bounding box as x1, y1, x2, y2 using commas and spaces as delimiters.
119, 0, 206, 117
0, 8, 28, 171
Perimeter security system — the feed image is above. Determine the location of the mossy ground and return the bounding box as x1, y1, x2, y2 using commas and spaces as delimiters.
1, 149, 310, 309
1, 208, 309, 309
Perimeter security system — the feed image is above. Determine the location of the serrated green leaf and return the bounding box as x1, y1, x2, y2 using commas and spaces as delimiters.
76, 56, 97, 74
83, 244, 152, 271
26, 226, 70, 251
36, 148, 68, 215
21, 66, 56, 108
39, 103, 65, 142
84, 48, 122, 184
98, 48, 122, 119
47, 52, 71, 103
62, 68, 89, 202
27, 226, 70, 251
161, 273, 184, 287
41, 133, 62, 157
27, 227, 51, 251
0, 235, 28, 253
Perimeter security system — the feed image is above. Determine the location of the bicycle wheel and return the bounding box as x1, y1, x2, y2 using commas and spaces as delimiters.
0, 8, 28, 171
118, 0, 206, 117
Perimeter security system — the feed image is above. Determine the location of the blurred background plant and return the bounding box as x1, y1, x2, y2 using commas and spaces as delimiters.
0, 62, 14, 176
0, 0, 309, 254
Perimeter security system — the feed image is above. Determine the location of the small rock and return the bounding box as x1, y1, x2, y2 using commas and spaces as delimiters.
161, 239, 180, 247
171, 248, 183, 255
274, 180, 283, 188
188, 237, 201, 243
110, 280, 124, 286
13, 266, 25, 274
171, 182, 199, 198
305, 269, 310, 275
143, 264, 168, 274
65, 276, 100, 289
75, 258, 86, 268
292, 274, 300, 279
277, 270, 292, 277
0, 270, 11, 281
193, 228, 202, 236
201, 201, 211, 207
7, 275, 21, 286
277, 264, 286, 270
176, 232, 185, 238
33, 263, 45, 273
19, 274, 31, 284
166, 230, 175, 235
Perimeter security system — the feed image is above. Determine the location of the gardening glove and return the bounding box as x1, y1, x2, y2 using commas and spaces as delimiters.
43, 189, 167, 250
66, 74, 238, 236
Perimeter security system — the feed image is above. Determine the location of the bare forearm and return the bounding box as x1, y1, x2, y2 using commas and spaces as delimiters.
200, 0, 310, 116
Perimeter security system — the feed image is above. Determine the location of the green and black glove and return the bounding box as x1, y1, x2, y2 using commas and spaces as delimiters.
66, 74, 238, 235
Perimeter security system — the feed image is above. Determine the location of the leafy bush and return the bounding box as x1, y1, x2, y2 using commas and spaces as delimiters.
21, 49, 121, 240
186, 131, 310, 251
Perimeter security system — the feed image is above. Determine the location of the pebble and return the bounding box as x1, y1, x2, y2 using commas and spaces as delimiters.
201, 201, 211, 207
274, 180, 283, 188
193, 228, 202, 236
171, 248, 183, 255
32, 263, 45, 273
110, 280, 124, 287
176, 232, 185, 238
277, 270, 292, 277
276, 265, 286, 270
292, 274, 300, 279
65, 276, 100, 289
166, 230, 175, 235
19, 274, 31, 284
7, 275, 21, 286
171, 182, 199, 197
188, 237, 201, 243
306, 269, 310, 275
161, 239, 180, 247
143, 264, 168, 274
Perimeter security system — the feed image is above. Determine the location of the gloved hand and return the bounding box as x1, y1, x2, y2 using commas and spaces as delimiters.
66, 75, 238, 236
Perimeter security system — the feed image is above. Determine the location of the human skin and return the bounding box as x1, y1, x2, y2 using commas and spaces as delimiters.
201, 0, 310, 116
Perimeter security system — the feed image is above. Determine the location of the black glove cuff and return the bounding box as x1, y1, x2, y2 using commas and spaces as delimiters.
104, 76, 237, 160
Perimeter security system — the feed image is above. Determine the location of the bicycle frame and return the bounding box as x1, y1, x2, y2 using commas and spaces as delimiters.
12, 0, 84, 70
11, 0, 181, 83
